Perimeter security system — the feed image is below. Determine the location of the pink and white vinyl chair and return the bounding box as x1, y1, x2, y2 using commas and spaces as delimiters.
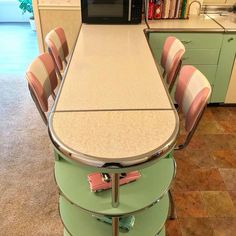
174, 65, 212, 150
161, 36, 185, 93
45, 27, 69, 80
169, 65, 212, 219
25, 53, 59, 125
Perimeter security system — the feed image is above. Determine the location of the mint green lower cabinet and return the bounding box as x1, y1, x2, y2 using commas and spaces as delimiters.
148, 32, 222, 98
182, 49, 220, 65
148, 32, 236, 103
151, 47, 220, 66
193, 65, 217, 85
211, 34, 236, 103
149, 33, 223, 50
60, 194, 169, 236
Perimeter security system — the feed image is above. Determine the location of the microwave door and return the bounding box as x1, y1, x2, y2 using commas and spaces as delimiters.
82, 0, 130, 24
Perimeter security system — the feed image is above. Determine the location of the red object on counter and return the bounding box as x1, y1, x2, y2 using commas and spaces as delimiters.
148, 0, 155, 20
154, 0, 163, 19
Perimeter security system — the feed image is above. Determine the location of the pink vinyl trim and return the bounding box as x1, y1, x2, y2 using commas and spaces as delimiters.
185, 87, 210, 132
55, 27, 66, 44
47, 38, 63, 71
26, 72, 48, 112
45, 27, 69, 71
166, 49, 185, 85
38, 53, 58, 92
55, 27, 69, 58
175, 65, 196, 108
161, 37, 176, 69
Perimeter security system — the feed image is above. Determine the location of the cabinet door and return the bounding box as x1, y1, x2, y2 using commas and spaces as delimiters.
40, 9, 81, 53
194, 65, 217, 85
148, 32, 221, 94
151, 48, 220, 65
225, 59, 236, 103
149, 32, 223, 50
211, 34, 236, 103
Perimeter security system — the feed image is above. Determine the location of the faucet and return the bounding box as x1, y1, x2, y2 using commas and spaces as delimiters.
186, 0, 202, 19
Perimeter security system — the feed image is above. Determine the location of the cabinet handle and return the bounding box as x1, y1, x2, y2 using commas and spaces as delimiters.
181, 40, 192, 44
228, 37, 234, 42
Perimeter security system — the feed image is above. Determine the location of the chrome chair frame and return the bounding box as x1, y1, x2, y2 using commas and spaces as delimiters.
28, 84, 56, 126
48, 47, 63, 81
28, 85, 48, 126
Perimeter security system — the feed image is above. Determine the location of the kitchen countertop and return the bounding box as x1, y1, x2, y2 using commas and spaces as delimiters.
55, 24, 173, 111
208, 13, 236, 32
49, 24, 178, 164
147, 15, 224, 32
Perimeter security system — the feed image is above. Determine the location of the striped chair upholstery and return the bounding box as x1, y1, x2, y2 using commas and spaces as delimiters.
175, 65, 212, 149
168, 66, 212, 220
45, 27, 69, 73
161, 36, 185, 92
26, 53, 58, 125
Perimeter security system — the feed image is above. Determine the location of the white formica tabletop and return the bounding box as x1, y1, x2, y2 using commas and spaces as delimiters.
55, 24, 172, 111
49, 24, 178, 166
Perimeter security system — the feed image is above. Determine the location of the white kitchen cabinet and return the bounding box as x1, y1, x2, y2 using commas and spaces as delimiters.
33, 0, 81, 53
225, 58, 236, 103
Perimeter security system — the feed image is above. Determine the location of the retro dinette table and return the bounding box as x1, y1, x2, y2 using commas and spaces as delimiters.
48, 24, 179, 236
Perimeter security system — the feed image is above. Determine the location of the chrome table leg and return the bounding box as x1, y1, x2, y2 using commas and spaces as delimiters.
112, 173, 120, 208
112, 217, 119, 236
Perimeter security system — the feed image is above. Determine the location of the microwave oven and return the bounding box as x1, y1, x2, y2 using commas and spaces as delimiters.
81, 0, 143, 24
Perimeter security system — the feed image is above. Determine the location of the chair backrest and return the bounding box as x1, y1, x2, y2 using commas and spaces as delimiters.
26, 53, 58, 125
45, 27, 69, 72
161, 36, 185, 92
174, 65, 211, 149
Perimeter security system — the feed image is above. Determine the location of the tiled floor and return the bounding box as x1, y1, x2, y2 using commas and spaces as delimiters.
167, 107, 236, 236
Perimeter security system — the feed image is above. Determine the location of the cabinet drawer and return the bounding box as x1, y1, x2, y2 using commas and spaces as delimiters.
211, 34, 236, 103
149, 32, 223, 49
182, 49, 220, 65
151, 47, 220, 66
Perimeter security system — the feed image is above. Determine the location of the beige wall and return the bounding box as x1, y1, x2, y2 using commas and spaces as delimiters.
33, 0, 81, 53
38, 0, 80, 6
